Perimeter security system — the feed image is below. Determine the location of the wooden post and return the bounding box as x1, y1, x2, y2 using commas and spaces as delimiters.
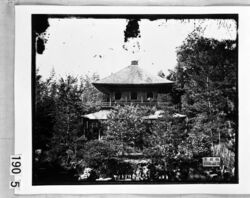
211, 130, 214, 156
98, 129, 101, 140
219, 130, 221, 145
109, 93, 112, 106
82, 118, 85, 137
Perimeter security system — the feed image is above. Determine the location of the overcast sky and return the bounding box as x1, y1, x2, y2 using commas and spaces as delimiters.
36, 18, 237, 80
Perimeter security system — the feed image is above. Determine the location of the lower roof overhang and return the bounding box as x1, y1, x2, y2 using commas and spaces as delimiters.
82, 109, 186, 121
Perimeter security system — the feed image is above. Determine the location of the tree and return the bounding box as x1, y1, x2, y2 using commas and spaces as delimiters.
176, 33, 237, 115
104, 105, 155, 153
143, 106, 194, 181
80, 73, 104, 112
148, 34, 237, 181
34, 69, 57, 150
173, 33, 237, 177
48, 75, 87, 168
34, 70, 108, 175
34, 71, 108, 183
77, 140, 119, 178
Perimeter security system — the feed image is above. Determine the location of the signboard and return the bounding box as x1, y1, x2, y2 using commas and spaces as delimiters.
202, 157, 221, 167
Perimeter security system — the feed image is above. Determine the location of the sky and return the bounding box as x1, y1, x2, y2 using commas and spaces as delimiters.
36, 18, 237, 80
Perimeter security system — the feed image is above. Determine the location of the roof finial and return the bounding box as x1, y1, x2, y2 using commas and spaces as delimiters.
131, 60, 138, 65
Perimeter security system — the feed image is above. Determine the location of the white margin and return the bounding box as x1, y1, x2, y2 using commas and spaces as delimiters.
15, 5, 250, 194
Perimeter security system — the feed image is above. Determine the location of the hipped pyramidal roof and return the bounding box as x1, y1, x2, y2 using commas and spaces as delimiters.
94, 60, 173, 85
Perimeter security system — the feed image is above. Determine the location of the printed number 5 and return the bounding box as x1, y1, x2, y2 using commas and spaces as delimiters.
10, 181, 20, 189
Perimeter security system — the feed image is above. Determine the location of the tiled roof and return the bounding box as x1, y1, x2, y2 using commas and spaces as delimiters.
82, 109, 166, 120
82, 110, 111, 120
93, 61, 173, 85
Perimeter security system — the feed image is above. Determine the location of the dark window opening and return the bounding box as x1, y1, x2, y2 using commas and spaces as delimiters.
106, 94, 110, 102
147, 92, 153, 99
115, 92, 121, 100
131, 92, 137, 100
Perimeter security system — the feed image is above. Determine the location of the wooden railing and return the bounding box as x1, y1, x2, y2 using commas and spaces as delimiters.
101, 101, 169, 107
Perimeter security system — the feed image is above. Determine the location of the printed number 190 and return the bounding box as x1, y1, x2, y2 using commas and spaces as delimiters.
10, 155, 21, 175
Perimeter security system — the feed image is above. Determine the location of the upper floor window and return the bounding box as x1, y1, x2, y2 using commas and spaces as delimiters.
115, 92, 121, 100
147, 92, 153, 99
131, 92, 137, 100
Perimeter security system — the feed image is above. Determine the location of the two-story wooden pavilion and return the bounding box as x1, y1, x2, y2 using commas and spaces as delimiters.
81, 60, 178, 140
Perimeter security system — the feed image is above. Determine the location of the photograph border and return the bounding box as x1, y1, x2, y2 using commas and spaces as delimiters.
31, 13, 239, 185
15, 5, 250, 194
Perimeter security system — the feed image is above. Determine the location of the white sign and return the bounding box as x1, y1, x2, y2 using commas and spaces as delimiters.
203, 157, 221, 167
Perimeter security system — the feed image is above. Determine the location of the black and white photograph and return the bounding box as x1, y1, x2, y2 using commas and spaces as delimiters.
31, 12, 238, 185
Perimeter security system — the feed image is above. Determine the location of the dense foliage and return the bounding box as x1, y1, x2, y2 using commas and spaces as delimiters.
103, 105, 155, 152
175, 33, 237, 165
34, 72, 104, 182
164, 33, 237, 178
